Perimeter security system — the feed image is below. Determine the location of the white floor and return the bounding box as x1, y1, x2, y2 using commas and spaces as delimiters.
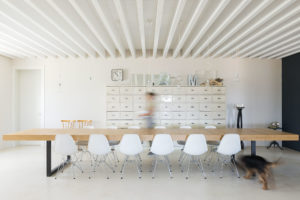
0, 145, 300, 200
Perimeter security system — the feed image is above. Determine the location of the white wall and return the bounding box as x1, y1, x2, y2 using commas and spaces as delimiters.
12, 57, 282, 146
0, 56, 13, 149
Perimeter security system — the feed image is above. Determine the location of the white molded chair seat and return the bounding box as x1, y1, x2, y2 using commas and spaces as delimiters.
88, 134, 115, 179
181, 134, 208, 179
54, 134, 83, 179
217, 133, 241, 178
119, 134, 143, 179
150, 134, 174, 178
151, 134, 174, 155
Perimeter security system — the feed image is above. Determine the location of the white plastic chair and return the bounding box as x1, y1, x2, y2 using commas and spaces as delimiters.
177, 125, 192, 162
54, 134, 83, 179
119, 134, 143, 179
203, 125, 218, 166
106, 126, 120, 165
88, 134, 115, 179
217, 134, 241, 178
150, 134, 174, 178
180, 134, 208, 179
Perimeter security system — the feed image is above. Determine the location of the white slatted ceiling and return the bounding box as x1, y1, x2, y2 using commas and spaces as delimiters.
0, 0, 299, 59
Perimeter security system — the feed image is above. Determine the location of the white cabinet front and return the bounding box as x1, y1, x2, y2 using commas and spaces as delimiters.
106, 95, 119, 103
120, 103, 133, 111
106, 112, 120, 120
120, 112, 133, 119
107, 103, 120, 111
107, 87, 119, 95
120, 87, 133, 95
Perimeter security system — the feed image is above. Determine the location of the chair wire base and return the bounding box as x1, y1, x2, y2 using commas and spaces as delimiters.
120, 154, 143, 179
151, 155, 173, 179
55, 155, 84, 180
179, 154, 207, 179
89, 154, 116, 179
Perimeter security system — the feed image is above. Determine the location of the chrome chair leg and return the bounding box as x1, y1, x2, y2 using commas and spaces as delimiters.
185, 155, 191, 179
120, 156, 128, 179
232, 157, 240, 178
134, 156, 142, 179
179, 153, 187, 172
178, 150, 184, 162
152, 156, 158, 179
164, 156, 173, 178
198, 157, 207, 179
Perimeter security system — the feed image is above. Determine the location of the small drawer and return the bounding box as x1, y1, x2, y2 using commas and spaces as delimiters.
187, 87, 201, 94
160, 112, 173, 119
119, 120, 133, 128
187, 120, 201, 126
173, 112, 186, 120
133, 95, 145, 103
106, 112, 120, 120
120, 96, 133, 103
213, 104, 226, 111
107, 103, 120, 111
120, 87, 133, 95
212, 112, 226, 119
213, 120, 226, 127
106, 95, 119, 103
199, 87, 212, 94
200, 120, 214, 126
120, 112, 133, 119
107, 87, 119, 95
106, 120, 119, 127
160, 104, 173, 111
173, 95, 186, 102
172, 87, 186, 94
212, 95, 226, 102
133, 103, 145, 111
157, 87, 171, 94
199, 112, 213, 120
133, 120, 146, 128
147, 87, 158, 94
199, 95, 211, 102
172, 120, 187, 127
161, 120, 173, 127
120, 103, 133, 111
134, 87, 146, 95
199, 104, 212, 111
186, 103, 199, 111
186, 112, 199, 119
172, 104, 186, 111
153, 112, 161, 119
211, 87, 225, 94
161, 95, 172, 102
186, 95, 199, 102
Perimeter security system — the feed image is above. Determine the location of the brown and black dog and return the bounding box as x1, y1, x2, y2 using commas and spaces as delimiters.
239, 155, 280, 190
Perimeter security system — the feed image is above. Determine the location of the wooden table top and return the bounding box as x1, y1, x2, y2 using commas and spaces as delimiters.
2, 128, 299, 141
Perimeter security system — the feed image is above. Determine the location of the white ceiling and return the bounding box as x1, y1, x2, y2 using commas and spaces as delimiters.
0, 0, 299, 59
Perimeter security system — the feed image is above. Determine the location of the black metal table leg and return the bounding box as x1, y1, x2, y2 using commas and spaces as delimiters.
267, 141, 284, 150
46, 141, 71, 177
251, 141, 256, 156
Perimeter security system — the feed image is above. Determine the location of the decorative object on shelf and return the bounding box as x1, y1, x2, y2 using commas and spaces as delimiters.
111, 69, 123, 81
267, 122, 283, 150
188, 74, 198, 86
158, 73, 170, 85
209, 77, 223, 86
236, 104, 245, 149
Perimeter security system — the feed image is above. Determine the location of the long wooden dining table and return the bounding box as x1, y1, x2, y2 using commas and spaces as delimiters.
2, 128, 299, 177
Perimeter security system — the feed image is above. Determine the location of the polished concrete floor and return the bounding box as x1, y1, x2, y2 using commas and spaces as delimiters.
0, 145, 300, 200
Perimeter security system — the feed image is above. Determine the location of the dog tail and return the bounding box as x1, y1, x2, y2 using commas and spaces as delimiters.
268, 158, 281, 168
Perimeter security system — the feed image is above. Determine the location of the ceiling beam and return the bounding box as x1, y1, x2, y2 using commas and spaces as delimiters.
0, 50, 19, 59
172, 0, 207, 58
163, 0, 187, 58
153, 0, 165, 58
47, 0, 105, 58
69, 0, 116, 57
243, 19, 300, 58
0, 23, 56, 57
0, 39, 37, 57
193, 0, 251, 58
0, 32, 46, 58
182, 0, 230, 58
216, 0, 295, 58
202, 0, 273, 58
2, 0, 76, 57
136, 0, 146, 58
91, 0, 125, 58
0, 43, 32, 58
25, 0, 89, 57
258, 37, 300, 58
274, 47, 300, 58
229, 5, 300, 58
113, 0, 136, 58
